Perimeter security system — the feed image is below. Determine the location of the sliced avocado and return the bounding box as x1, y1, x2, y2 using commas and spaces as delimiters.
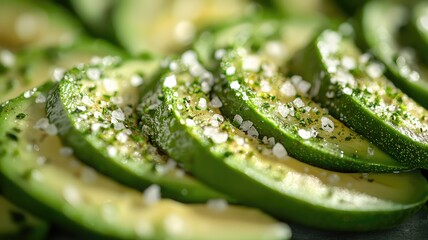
0, 82, 291, 239
113, 0, 253, 56
216, 48, 408, 172
358, 0, 428, 109
406, 1, 428, 65
139, 50, 428, 231
291, 28, 428, 169
0, 0, 82, 50
194, 15, 325, 70
0, 39, 126, 104
0, 196, 48, 240
47, 57, 228, 203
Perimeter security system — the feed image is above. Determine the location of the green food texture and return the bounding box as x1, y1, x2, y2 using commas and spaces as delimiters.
0, 0, 427, 239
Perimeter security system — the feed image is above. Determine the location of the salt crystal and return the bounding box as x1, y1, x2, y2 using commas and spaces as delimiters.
230, 81, 240, 90
278, 105, 289, 118
210, 114, 224, 127
143, 184, 161, 206
226, 66, 236, 76
63, 185, 81, 206
86, 68, 101, 80
247, 126, 259, 138
35, 94, 46, 103
60, 147, 73, 157
198, 98, 207, 109
131, 75, 144, 86
298, 129, 311, 139
242, 55, 261, 72
293, 98, 305, 108
185, 118, 196, 127
233, 114, 243, 125
111, 109, 125, 121
273, 143, 287, 159
240, 120, 253, 132
321, 116, 334, 133
207, 199, 228, 212
164, 75, 177, 88
280, 81, 296, 97
210, 96, 223, 108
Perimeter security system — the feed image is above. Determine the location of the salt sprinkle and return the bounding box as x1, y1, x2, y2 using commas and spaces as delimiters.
35, 94, 46, 103
226, 66, 236, 76
131, 75, 144, 87
143, 184, 161, 206
321, 116, 334, 133
233, 114, 243, 125
198, 98, 207, 109
242, 55, 261, 72
164, 75, 177, 88
60, 147, 74, 157
210, 114, 224, 127
210, 96, 223, 108
273, 143, 288, 159
240, 120, 253, 132
298, 129, 312, 139
86, 68, 101, 80
207, 199, 228, 212
230, 81, 240, 90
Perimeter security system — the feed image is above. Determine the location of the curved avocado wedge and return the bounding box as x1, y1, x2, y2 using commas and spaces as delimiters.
47, 57, 227, 203
0, 39, 126, 104
216, 48, 408, 172
407, 1, 428, 65
0, 83, 291, 240
359, 0, 428, 109
0, 196, 48, 240
113, 0, 253, 56
291, 28, 428, 169
138, 50, 428, 231
194, 15, 325, 71
0, 0, 82, 50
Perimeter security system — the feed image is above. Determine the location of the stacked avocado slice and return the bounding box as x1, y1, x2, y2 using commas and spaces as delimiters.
0, 0, 428, 239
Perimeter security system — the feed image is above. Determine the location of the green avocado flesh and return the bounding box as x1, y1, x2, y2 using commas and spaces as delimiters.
0, 0, 82, 50
139, 51, 428, 231
216, 48, 407, 172
47, 58, 227, 202
0, 40, 125, 105
360, 0, 428, 109
293, 29, 428, 169
0, 83, 291, 240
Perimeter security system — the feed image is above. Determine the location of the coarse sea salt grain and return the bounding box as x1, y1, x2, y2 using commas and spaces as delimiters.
35, 94, 46, 103
242, 55, 261, 72
230, 81, 240, 90
207, 199, 228, 212
298, 129, 312, 139
210, 96, 223, 108
143, 184, 161, 206
293, 98, 305, 108
321, 116, 334, 133
164, 75, 177, 88
210, 114, 224, 127
198, 98, 207, 109
272, 143, 287, 159
247, 126, 259, 138
277, 105, 289, 118
240, 120, 253, 132
233, 114, 243, 125
226, 66, 236, 76
280, 81, 296, 97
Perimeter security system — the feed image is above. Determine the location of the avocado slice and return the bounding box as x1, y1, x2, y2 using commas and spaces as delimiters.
139, 50, 428, 231
0, 196, 48, 240
0, 0, 82, 50
0, 39, 126, 104
406, 1, 428, 65
215, 48, 408, 172
358, 0, 428, 109
0, 82, 291, 239
113, 0, 253, 56
47, 57, 228, 203
291, 28, 428, 169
